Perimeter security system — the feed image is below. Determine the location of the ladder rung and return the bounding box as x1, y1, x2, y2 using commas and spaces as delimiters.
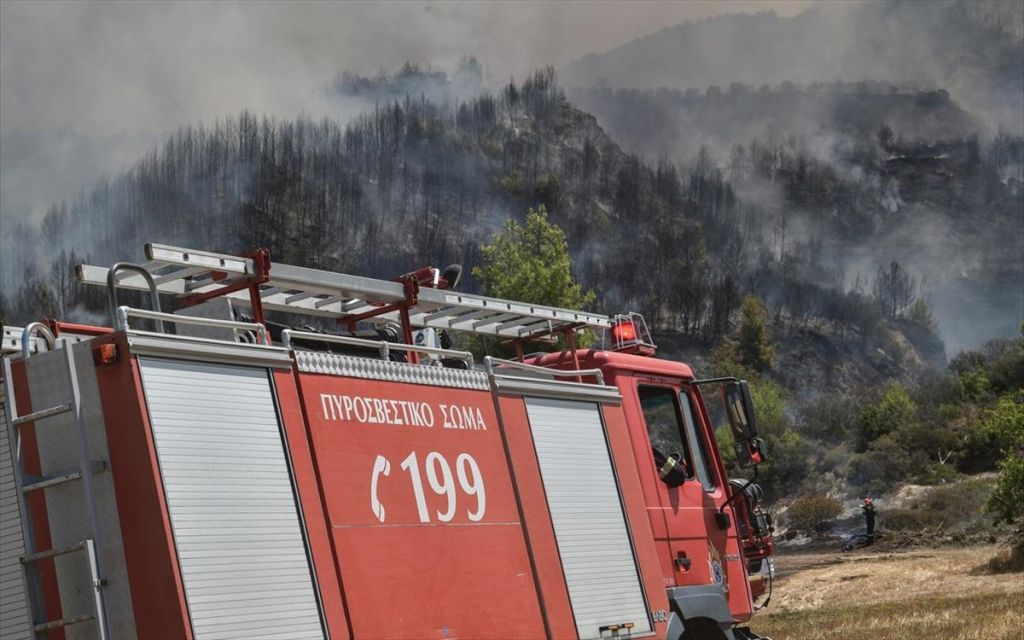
22, 461, 108, 493
284, 290, 317, 304
315, 294, 346, 309
23, 470, 81, 492
34, 612, 95, 633
186, 274, 245, 292
13, 403, 72, 426
21, 541, 85, 563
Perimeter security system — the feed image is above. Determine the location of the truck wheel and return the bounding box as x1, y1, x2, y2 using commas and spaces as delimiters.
680, 619, 728, 640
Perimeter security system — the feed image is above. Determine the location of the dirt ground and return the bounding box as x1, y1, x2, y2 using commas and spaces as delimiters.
753, 545, 1024, 640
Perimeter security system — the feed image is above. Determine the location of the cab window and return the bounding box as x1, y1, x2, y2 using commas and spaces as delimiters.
638, 386, 694, 482
679, 391, 716, 491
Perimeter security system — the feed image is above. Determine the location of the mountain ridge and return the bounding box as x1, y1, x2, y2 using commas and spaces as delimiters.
560, 1, 1024, 131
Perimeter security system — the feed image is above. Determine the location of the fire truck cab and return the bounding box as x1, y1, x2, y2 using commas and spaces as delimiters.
534, 348, 774, 637
0, 243, 772, 640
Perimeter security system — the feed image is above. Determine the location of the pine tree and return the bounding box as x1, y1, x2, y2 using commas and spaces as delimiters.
469, 206, 594, 356
472, 205, 594, 310
873, 260, 916, 320
736, 295, 774, 371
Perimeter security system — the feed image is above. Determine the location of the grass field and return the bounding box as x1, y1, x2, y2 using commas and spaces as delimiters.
753, 545, 1024, 640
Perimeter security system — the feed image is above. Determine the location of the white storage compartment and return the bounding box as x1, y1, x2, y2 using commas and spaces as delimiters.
525, 397, 651, 639
139, 358, 324, 640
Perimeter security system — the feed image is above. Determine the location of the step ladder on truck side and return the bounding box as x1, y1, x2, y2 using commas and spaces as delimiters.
1, 323, 110, 639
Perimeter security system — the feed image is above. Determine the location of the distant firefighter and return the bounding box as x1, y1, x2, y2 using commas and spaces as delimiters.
862, 497, 877, 539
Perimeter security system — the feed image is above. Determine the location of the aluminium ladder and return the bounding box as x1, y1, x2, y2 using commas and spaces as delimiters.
2, 326, 46, 358
76, 243, 613, 340
1, 328, 110, 639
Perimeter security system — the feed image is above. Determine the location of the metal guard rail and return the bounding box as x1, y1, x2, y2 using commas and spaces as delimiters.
281, 329, 475, 368
116, 306, 270, 346
20, 322, 57, 360
483, 356, 604, 385
107, 262, 164, 332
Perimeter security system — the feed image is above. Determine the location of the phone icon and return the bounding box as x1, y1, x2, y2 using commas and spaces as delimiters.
371, 455, 391, 523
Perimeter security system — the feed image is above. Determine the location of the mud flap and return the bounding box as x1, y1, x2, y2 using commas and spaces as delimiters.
664, 614, 738, 640
666, 612, 685, 640
667, 585, 736, 639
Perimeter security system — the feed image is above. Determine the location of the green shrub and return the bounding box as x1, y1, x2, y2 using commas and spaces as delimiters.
882, 507, 944, 532
497, 170, 526, 197
960, 368, 992, 401
916, 478, 993, 524
969, 395, 1024, 461
762, 427, 814, 495
820, 445, 849, 475
535, 173, 562, 212
849, 433, 929, 494
787, 494, 843, 533
987, 455, 1024, 544
884, 479, 994, 534
797, 394, 861, 445
856, 384, 917, 452
716, 425, 736, 469
750, 379, 787, 432
736, 296, 774, 372
915, 463, 962, 485
951, 332, 1024, 400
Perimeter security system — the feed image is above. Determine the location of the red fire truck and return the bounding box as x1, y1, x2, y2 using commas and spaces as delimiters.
0, 243, 773, 640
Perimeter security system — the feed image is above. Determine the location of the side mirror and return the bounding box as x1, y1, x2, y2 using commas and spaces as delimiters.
723, 380, 759, 440
753, 510, 773, 538
734, 437, 767, 468
723, 380, 766, 467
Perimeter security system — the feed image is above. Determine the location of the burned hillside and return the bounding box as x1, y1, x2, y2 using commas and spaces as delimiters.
2, 66, 1021, 381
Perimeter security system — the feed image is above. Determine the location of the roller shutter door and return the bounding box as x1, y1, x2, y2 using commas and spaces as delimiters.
524, 397, 651, 639
1, 385, 33, 640
139, 358, 324, 640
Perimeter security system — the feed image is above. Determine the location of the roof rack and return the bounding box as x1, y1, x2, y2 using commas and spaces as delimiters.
77, 243, 612, 345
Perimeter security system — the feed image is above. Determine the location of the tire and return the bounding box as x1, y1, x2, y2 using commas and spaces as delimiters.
680, 618, 729, 640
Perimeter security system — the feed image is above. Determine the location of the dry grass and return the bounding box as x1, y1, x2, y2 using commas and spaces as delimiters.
756, 592, 1023, 639
754, 545, 1024, 640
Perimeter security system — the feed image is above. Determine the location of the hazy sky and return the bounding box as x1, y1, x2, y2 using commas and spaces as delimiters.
0, 0, 815, 224
0, 1, 814, 137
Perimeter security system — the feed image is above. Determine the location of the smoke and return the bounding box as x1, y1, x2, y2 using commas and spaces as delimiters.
557, 1, 1024, 354
2, 0, 1020, 352
0, 0, 812, 227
